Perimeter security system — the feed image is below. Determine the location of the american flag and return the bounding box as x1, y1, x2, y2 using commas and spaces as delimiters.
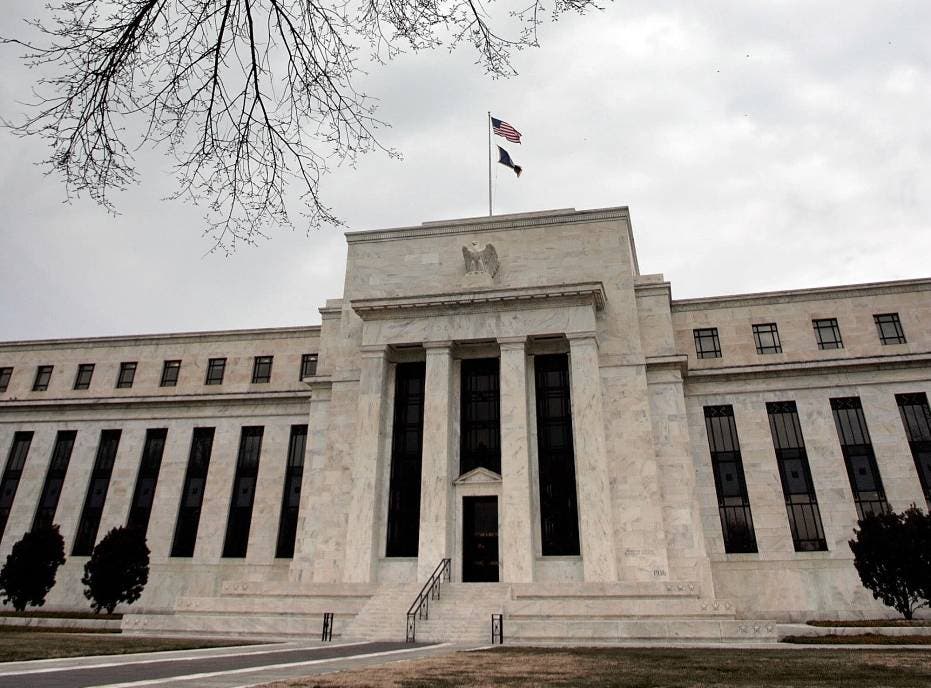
491, 116, 522, 144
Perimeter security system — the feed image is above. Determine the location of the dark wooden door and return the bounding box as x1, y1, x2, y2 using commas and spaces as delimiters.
462, 496, 499, 582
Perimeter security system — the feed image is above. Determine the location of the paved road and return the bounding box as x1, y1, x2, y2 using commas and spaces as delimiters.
0, 640, 454, 688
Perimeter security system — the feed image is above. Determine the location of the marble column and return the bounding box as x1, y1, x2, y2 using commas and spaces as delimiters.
498, 337, 535, 582
568, 332, 617, 582
343, 345, 390, 583
417, 342, 454, 580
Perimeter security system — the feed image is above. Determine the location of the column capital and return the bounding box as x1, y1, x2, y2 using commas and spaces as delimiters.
359, 344, 389, 359
497, 336, 527, 351
567, 331, 599, 344
423, 340, 454, 352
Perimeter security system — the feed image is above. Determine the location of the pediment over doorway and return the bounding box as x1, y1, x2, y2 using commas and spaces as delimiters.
453, 467, 502, 485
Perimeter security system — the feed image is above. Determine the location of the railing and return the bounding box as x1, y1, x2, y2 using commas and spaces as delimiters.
491, 613, 503, 644
405, 558, 451, 643
321, 612, 334, 642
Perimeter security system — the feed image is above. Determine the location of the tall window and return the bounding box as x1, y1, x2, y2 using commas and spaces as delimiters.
33, 365, 53, 391
703, 406, 757, 553
385, 362, 425, 557
535, 354, 580, 556
693, 328, 722, 359
126, 429, 168, 536
0, 432, 33, 541
460, 358, 501, 475
222, 427, 264, 558
116, 362, 137, 389
0, 367, 11, 393
813, 318, 843, 350
72, 430, 121, 555
300, 354, 318, 378
170, 428, 215, 557
830, 397, 889, 519
766, 402, 827, 551
874, 313, 906, 345
160, 360, 181, 387
73, 364, 95, 390
205, 358, 226, 385
33, 430, 76, 530
276, 425, 308, 558
895, 393, 931, 510
752, 323, 782, 354
252, 356, 273, 383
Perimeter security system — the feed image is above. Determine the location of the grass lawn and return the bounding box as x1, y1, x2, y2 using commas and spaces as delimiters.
0, 631, 251, 663
266, 647, 931, 688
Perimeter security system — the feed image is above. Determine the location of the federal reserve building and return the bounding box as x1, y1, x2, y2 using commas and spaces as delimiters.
0, 206, 929, 643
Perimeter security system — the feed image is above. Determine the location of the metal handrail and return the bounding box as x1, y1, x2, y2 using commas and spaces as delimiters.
405, 558, 451, 642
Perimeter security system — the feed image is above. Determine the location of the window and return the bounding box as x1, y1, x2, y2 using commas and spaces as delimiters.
73, 364, 95, 390
895, 393, 931, 510
222, 427, 264, 558
33, 365, 53, 392
116, 362, 137, 389
752, 323, 782, 354
33, 430, 76, 530
813, 318, 843, 350
766, 402, 827, 551
385, 362, 425, 557
535, 353, 581, 556
693, 328, 722, 359
703, 406, 757, 553
874, 313, 906, 345
276, 425, 308, 558
160, 360, 181, 387
72, 430, 121, 556
300, 354, 318, 379
0, 367, 12, 393
252, 356, 273, 384
830, 397, 889, 519
205, 358, 226, 385
460, 358, 501, 475
0, 432, 33, 541
126, 429, 168, 536
171, 428, 215, 557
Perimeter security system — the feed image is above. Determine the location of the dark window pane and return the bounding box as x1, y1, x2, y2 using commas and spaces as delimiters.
386, 362, 425, 557
72, 430, 121, 555
205, 358, 226, 385
33, 430, 76, 530
252, 356, 273, 384
0, 368, 11, 393
460, 358, 501, 475
33, 365, 53, 392
874, 313, 906, 345
126, 428, 167, 536
74, 364, 94, 390
276, 425, 308, 558
171, 428, 215, 557
693, 328, 722, 359
813, 319, 843, 350
160, 361, 181, 387
116, 362, 137, 389
300, 354, 318, 379
703, 406, 757, 553
830, 397, 890, 519
895, 393, 931, 509
222, 427, 264, 558
0, 432, 33, 541
752, 323, 782, 354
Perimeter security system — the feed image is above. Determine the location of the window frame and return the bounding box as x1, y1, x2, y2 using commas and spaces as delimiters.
0, 367, 13, 393
205, 358, 227, 385
752, 323, 782, 355
693, 328, 722, 359
300, 353, 318, 379
813, 318, 843, 350
874, 313, 906, 345
73, 363, 95, 390
33, 365, 53, 392
116, 362, 137, 389
160, 360, 181, 387
251, 355, 273, 384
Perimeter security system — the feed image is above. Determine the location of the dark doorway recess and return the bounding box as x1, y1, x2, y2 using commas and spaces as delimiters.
462, 496, 499, 582
460, 358, 501, 475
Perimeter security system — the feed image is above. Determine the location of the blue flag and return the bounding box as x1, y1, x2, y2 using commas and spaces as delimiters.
497, 146, 522, 177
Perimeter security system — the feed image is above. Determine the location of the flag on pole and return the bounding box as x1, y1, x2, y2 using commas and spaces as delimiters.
491, 117, 522, 143
497, 146, 522, 177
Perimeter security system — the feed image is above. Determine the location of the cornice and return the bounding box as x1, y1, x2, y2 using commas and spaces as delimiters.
0, 389, 312, 412
350, 282, 607, 320
685, 350, 931, 382
344, 206, 630, 243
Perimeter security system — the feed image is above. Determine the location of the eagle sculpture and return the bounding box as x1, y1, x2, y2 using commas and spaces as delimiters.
462, 242, 499, 278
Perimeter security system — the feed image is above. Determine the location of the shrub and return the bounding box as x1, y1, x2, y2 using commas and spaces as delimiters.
0, 525, 66, 612
849, 506, 931, 620
82, 527, 150, 614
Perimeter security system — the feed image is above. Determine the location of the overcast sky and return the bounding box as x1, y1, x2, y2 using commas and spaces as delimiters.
1, 1, 929, 341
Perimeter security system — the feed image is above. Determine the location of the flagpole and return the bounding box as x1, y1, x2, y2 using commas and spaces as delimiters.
487, 111, 493, 216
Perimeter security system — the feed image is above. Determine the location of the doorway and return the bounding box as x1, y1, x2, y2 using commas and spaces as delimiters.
462, 496, 499, 582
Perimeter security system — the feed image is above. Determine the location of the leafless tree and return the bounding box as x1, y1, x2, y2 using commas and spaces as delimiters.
2, 0, 599, 251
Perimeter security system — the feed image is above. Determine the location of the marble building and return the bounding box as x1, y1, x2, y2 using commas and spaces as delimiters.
0, 206, 929, 641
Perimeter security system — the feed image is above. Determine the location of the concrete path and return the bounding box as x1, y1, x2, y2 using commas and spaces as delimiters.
0, 640, 461, 688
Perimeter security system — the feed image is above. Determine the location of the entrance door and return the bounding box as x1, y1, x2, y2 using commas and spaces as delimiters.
462, 496, 499, 582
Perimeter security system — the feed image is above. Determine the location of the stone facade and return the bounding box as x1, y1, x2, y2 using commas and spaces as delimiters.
0, 206, 928, 639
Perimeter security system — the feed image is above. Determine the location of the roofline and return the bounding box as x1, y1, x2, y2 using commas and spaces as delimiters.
0, 324, 321, 350
671, 277, 931, 311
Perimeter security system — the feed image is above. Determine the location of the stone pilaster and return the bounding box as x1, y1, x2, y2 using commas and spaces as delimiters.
568, 332, 618, 582
417, 341, 454, 580
498, 337, 534, 582
343, 345, 390, 583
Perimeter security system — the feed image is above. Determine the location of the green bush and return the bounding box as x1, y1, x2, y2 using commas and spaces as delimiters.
849, 506, 931, 619
82, 527, 150, 614
0, 525, 66, 612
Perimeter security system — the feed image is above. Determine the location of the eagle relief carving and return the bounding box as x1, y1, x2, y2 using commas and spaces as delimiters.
462, 241, 499, 278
